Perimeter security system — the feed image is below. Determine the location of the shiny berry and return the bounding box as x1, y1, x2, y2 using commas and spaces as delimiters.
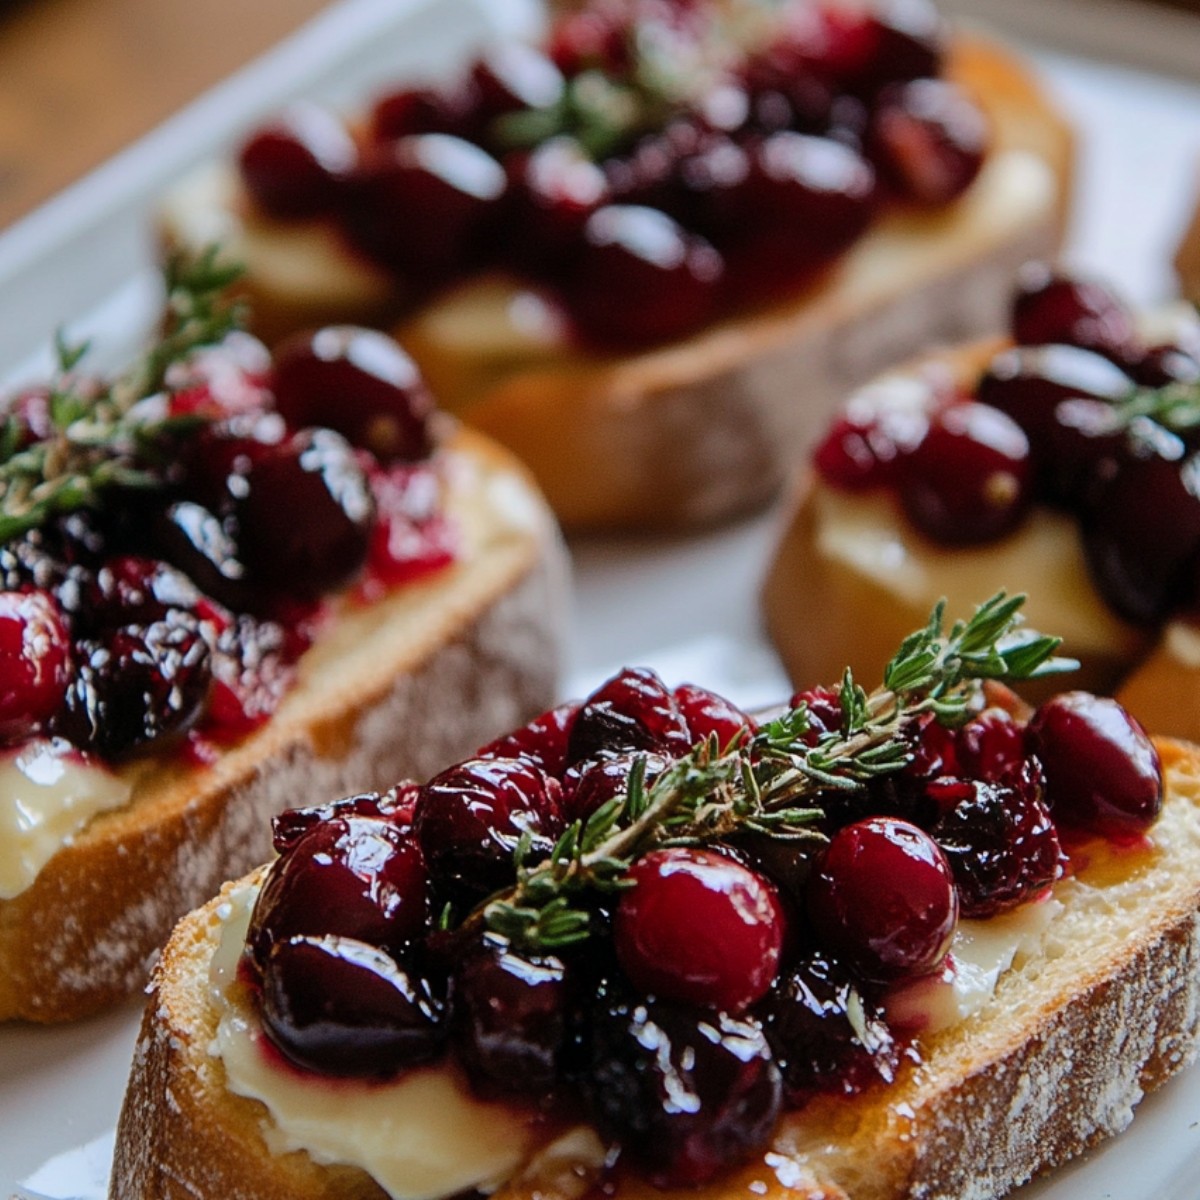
674, 683, 754, 747
477, 701, 580, 778
238, 103, 357, 219
562, 750, 670, 827
808, 816, 958, 982
0, 589, 71, 744
816, 0, 945, 96
1027, 692, 1162, 838
955, 707, 1026, 782
566, 666, 693, 767
1011, 264, 1139, 363
259, 935, 445, 1076
271, 326, 435, 463
83, 556, 202, 631
899, 401, 1031, 544
614, 848, 785, 1012
587, 998, 782, 1188
469, 42, 565, 128
271, 789, 400, 855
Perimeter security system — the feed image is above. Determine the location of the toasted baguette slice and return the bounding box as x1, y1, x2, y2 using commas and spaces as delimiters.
110, 738, 1200, 1200
0, 426, 568, 1024
158, 35, 1072, 531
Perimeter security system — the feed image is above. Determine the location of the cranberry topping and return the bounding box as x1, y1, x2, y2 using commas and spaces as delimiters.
807, 816, 958, 982
955, 707, 1026, 782
1011, 264, 1140, 364
562, 750, 671, 826
1026, 692, 1163, 839
674, 683, 754, 747
477, 701, 580, 778
816, 0, 946, 97
613, 847, 785, 1012
566, 666, 694, 767
0, 589, 71, 744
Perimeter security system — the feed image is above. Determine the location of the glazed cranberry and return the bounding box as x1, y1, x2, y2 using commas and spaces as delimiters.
587, 999, 782, 1188
271, 790, 394, 854
564, 205, 723, 349
55, 614, 212, 761
816, 0, 945, 95
150, 499, 257, 620
342, 134, 506, 282
1081, 430, 1200, 624
1027, 692, 1163, 838
83, 556, 202, 631
238, 103, 358, 219
0, 589, 71, 743
452, 933, 567, 1097
759, 951, 898, 1106
565, 666, 693, 767
248, 815, 430, 969
808, 816, 958, 982
477, 701, 580, 778
866, 79, 987, 205
1011, 264, 1140, 363
673, 683, 754, 748
956, 707, 1026, 782
271, 326, 435, 463
931, 766, 1064, 917
363, 462, 457, 591
259, 935, 445, 1076
415, 757, 564, 904
790, 685, 844, 743
234, 428, 376, 605
561, 751, 671, 826
899, 401, 1032, 544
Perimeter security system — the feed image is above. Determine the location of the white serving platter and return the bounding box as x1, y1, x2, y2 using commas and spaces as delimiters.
3, 0, 1200, 1196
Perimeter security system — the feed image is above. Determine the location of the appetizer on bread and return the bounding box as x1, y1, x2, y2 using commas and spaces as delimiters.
111, 595, 1197, 1200
0, 258, 568, 1023
158, 0, 1073, 530
763, 263, 1200, 739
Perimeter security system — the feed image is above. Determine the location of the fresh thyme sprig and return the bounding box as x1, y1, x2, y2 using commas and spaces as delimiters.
0, 249, 244, 546
479, 593, 1075, 953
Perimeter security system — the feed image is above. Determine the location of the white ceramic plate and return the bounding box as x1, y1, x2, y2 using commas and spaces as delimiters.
3, 0, 1200, 1195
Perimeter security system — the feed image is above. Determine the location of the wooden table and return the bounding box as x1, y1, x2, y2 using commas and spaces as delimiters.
0, 0, 330, 232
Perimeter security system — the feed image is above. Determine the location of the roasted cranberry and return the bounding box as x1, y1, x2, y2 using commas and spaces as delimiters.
477, 701, 580, 778
1027, 692, 1162, 838
674, 683, 754, 748
238, 103, 358, 219
452, 932, 567, 1097
259, 935, 445, 1076
898, 401, 1031, 544
1033, 396, 1127, 509
566, 666, 693, 767
0, 589, 71, 743
955, 707, 1026, 782
866, 79, 986, 205
363, 461, 457, 591
562, 750, 670, 827
587, 998, 782, 1188
150, 499, 256, 617
271, 327, 435, 463
248, 815, 430, 969
54, 614, 211, 761
614, 848, 785, 1013
1011, 264, 1140, 363
790, 685, 845, 743
564, 205, 722, 349
415, 757, 564, 905
931, 767, 1063, 917
342, 134, 506, 283
271, 790, 393, 854
83, 556, 202, 631
816, 0, 945, 96
808, 816, 957, 982
759, 951, 897, 1106
1081, 429, 1200, 624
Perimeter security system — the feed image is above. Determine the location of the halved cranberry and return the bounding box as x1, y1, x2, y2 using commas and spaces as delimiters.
477, 701, 580, 778
271, 326, 435, 463
248, 815, 430, 969
259, 935, 445, 1076
673, 683, 754, 747
807, 816, 958, 982
759, 951, 898, 1106
342, 134, 506, 283
1011, 264, 1140, 363
1027, 692, 1162, 838
614, 847, 785, 1013
898, 401, 1031, 544
238, 103, 358, 220
0, 589, 71, 744
866, 78, 986, 205
565, 666, 693, 767
414, 757, 564, 905
564, 205, 723, 349
587, 999, 782, 1188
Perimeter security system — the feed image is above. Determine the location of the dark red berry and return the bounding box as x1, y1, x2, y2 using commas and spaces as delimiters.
1011, 264, 1140, 363
477, 701, 580, 778
566, 666, 693, 767
614, 848, 785, 1013
790, 685, 846, 743
808, 816, 958, 982
561, 750, 670, 827
1027, 692, 1163, 839
469, 42, 565, 129
271, 790, 395, 855
0, 589, 71, 744
587, 998, 782, 1188
239, 103, 358, 220
259, 935, 445, 1076
955, 707, 1026, 782
674, 683, 754, 748
368, 85, 472, 141
898, 400, 1031, 544
271, 326, 435, 463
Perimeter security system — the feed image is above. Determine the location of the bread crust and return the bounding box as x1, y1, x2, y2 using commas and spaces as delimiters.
111, 739, 1200, 1200
158, 35, 1073, 532
0, 426, 569, 1023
